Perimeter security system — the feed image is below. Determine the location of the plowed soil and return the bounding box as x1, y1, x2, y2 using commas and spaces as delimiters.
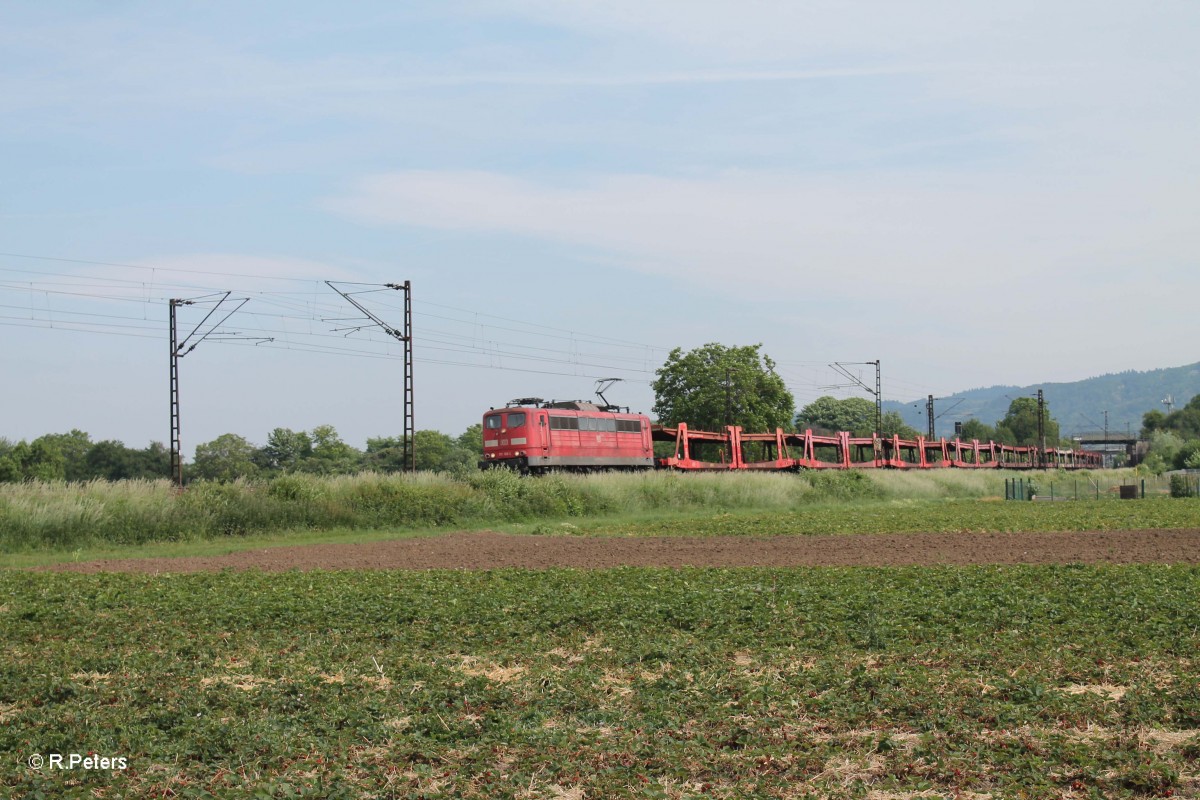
42, 529, 1200, 573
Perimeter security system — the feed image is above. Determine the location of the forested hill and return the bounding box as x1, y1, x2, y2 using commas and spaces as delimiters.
885, 362, 1200, 439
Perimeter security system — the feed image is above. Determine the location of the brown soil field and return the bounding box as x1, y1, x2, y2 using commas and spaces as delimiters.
40, 528, 1200, 573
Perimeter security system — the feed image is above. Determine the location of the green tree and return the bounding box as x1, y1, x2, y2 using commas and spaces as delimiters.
365, 431, 476, 473
192, 433, 260, 482
95, 440, 171, 480
1144, 429, 1184, 472
413, 430, 473, 472
34, 430, 93, 481
3, 440, 66, 481
998, 397, 1060, 446
795, 396, 875, 435
134, 442, 172, 479
1142, 409, 1166, 437
457, 423, 483, 455
1169, 408, 1200, 439
879, 411, 920, 440
1173, 439, 1200, 470
652, 343, 794, 432
958, 419, 997, 442
305, 425, 361, 475
85, 440, 142, 481
363, 436, 409, 473
259, 427, 313, 472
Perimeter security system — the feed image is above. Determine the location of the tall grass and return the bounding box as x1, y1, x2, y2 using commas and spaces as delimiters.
0, 468, 1147, 552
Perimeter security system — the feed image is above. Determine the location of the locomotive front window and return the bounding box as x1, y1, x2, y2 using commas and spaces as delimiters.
507, 413, 526, 428
485, 415, 502, 430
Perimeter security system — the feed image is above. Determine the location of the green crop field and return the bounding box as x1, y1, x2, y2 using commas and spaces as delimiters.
3, 567, 1198, 799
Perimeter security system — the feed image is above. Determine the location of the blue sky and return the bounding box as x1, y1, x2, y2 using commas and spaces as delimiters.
2, 1, 1197, 451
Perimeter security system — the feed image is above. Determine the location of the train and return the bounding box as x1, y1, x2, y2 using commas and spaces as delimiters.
479, 398, 1103, 474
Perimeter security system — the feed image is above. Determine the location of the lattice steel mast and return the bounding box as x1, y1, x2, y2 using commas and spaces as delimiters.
829, 360, 882, 436
168, 292, 266, 488
326, 281, 414, 472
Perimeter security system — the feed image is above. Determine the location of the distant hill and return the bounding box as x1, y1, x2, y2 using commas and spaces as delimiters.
884, 362, 1200, 440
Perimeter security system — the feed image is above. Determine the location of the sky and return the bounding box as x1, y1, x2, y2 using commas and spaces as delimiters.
2, 1, 1197, 452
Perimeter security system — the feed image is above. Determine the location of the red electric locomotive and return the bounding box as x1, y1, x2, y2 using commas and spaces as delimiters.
479, 398, 654, 474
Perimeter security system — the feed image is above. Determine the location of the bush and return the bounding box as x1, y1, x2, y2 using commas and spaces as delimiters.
1169, 474, 1197, 498
804, 470, 884, 501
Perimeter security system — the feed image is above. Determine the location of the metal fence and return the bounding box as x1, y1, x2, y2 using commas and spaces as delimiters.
1004, 473, 1181, 501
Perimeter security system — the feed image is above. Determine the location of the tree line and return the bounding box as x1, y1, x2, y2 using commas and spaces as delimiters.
1140, 395, 1200, 473
2, 341, 1071, 483
651, 343, 1062, 445
0, 425, 484, 484
6, 342, 1137, 485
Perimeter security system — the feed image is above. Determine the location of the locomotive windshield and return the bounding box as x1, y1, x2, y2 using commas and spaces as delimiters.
507, 413, 526, 427
484, 414, 502, 430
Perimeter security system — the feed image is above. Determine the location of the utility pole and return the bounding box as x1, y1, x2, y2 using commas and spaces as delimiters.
326, 281, 414, 472
926, 394, 935, 440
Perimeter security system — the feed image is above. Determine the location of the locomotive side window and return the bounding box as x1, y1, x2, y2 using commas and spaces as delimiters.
507, 412, 526, 427
549, 416, 579, 430
617, 419, 642, 433
485, 415, 502, 430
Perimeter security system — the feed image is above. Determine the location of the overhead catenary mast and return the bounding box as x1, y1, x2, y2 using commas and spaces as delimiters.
168, 292, 269, 488
325, 281, 414, 471
828, 360, 882, 436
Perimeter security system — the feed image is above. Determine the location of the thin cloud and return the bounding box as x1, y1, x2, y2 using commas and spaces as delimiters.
357, 64, 941, 88
325, 168, 1194, 292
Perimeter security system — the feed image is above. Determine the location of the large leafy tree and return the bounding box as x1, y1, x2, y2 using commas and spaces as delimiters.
457, 423, 483, 455
1143, 394, 1200, 439
997, 397, 1060, 446
652, 343, 794, 432
412, 430, 473, 472
879, 411, 920, 440
958, 419, 998, 442
34, 430, 93, 481
796, 396, 919, 438
0, 440, 65, 481
365, 430, 476, 473
259, 427, 313, 472
135, 442, 172, 479
795, 396, 875, 435
85, 440, 142, 481
305, 425, 362, 475
192, 433, 260, 482
364, 436, 407, 473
